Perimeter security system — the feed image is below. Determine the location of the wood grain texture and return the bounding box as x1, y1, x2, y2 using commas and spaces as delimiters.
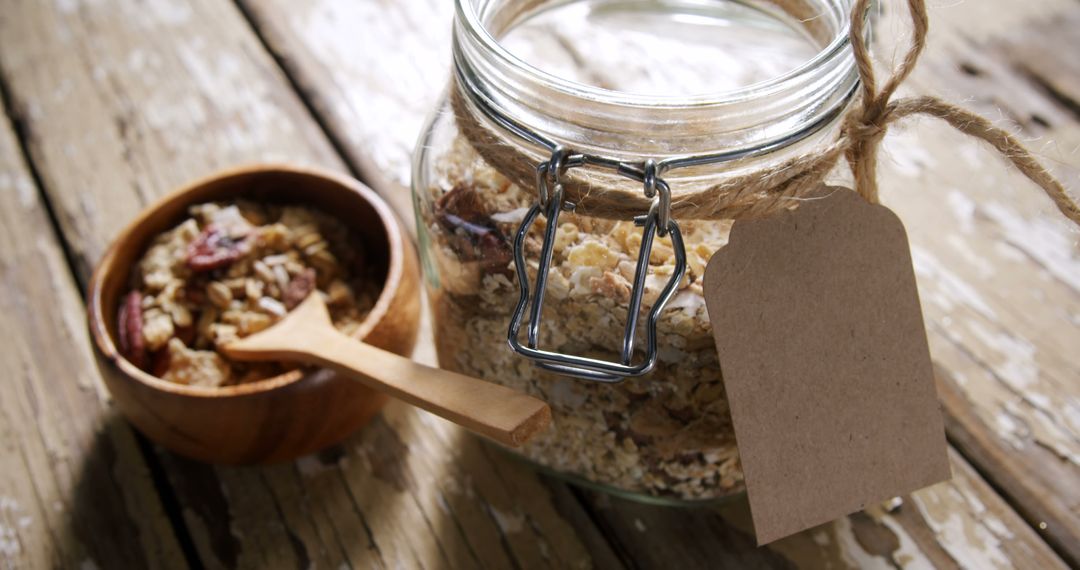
578, 448, 1067, 569
2, 0, 1076, 566
872, 1, 1080, 563
152, 404, 605, 569
0, 90, 185, 568
0, 0, 345, 283
237, 0, 452, 219
239, 0, 1080, 565
0, 0, 600, 566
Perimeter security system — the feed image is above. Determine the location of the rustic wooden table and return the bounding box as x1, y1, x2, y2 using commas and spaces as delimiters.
0, 0, 1077, 568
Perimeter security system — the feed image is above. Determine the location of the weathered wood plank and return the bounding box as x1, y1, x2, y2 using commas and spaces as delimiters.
240, 0, 1080, 565
582, 440, 1068, 569
0, 0, 608, 566
0, 91, 186, 568
872, 1, 1080, 563
0, 0, 346, 282
237, 0, 451, 219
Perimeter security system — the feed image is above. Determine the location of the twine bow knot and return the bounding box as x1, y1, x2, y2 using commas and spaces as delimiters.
841, 0, 927, 205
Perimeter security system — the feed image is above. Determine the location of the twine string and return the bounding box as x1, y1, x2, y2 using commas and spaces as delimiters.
452, 0, 1080, 226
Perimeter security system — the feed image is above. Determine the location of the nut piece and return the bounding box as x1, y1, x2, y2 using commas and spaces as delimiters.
222, 310, 273, 336
258, 297, 287, 318
325, 279, 354, 307
568, 240, 619, 270
292, 225, 322, 249
117, 291, 147, 370
244, 278, 265, 301
253, 259, 276, 284
283, 268, 317, 310
167, 303, 193, 328
161, 338, 232, 387
142, 308, 175, 351
208, 323, 239, 347
271, 264, 291, 293
127, 200, 379, 387
186, 225, 252, 272
206, 281, 233, 309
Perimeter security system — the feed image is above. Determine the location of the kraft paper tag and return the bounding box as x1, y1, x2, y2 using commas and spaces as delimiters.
703, 187, 950, 545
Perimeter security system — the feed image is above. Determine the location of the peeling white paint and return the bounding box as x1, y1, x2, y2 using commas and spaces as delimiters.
300, 0, 450, 186
144, 0, 193, 26
993, 409, 1027, 451
435, 493, 451, 516
489, 506, 525, 534
911, 246, 998, 319
169, 38, 299, 158
913, 485, 1012, 570
946, 190, 977, 234
981, 516, 1013, 541
945, 234, 996, 279
1065, 401, 1080, 437
882, 130, 937, 178
0, 524, 19, 557
127, 49, 147, 72
55, 0, 78, 14
982, 201, 1080, 292
0, 496, 20, 512
879, 515, 935, 570
992, 241, 1027, 263
51, 77, 75, 102
965, 322, 1038, 391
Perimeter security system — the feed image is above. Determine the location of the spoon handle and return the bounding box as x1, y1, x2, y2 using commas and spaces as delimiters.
224, 295, 551, 446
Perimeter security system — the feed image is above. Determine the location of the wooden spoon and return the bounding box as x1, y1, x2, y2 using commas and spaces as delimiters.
222, 293, 551, 447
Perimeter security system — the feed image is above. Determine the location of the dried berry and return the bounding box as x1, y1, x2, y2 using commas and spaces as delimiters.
174, 324, 196, 346
435, 183, 486, 221
477, 231, 512, 272
150, 348, 171, 378
185, 225, 251, 272
117, 291, 148, 370
283, 268, 317, 310
435, 185, 512, 272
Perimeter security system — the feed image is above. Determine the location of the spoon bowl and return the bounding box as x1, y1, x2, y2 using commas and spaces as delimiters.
87, 164, 421, 464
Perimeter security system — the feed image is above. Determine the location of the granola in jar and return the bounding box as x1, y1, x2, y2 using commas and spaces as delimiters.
119, 201, 379, 387
422, 139, 742, 500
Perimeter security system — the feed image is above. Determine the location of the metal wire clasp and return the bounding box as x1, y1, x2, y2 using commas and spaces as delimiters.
506, 150, 687, 383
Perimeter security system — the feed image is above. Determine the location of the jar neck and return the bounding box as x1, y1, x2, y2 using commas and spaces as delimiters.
452, 0, 860, 165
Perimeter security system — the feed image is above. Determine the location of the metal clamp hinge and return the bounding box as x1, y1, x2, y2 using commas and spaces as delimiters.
506, 150, 687, 383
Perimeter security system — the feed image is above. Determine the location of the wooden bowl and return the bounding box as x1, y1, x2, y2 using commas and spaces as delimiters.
87, 164, 421, 464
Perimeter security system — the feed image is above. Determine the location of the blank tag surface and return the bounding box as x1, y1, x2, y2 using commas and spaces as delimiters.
703, 187, 950, 545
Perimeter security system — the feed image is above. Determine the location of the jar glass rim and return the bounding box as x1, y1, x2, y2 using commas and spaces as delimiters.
455, 0, 858, 108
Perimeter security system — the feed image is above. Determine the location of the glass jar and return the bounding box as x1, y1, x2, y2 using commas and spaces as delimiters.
413, 0, 858, 502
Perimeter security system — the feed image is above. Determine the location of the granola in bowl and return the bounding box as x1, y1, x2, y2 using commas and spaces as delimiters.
119, 201, 379, 387
418, 138, 744, 501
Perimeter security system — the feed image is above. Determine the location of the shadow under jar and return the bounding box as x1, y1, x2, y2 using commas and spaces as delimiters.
413, 0, 859, 502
